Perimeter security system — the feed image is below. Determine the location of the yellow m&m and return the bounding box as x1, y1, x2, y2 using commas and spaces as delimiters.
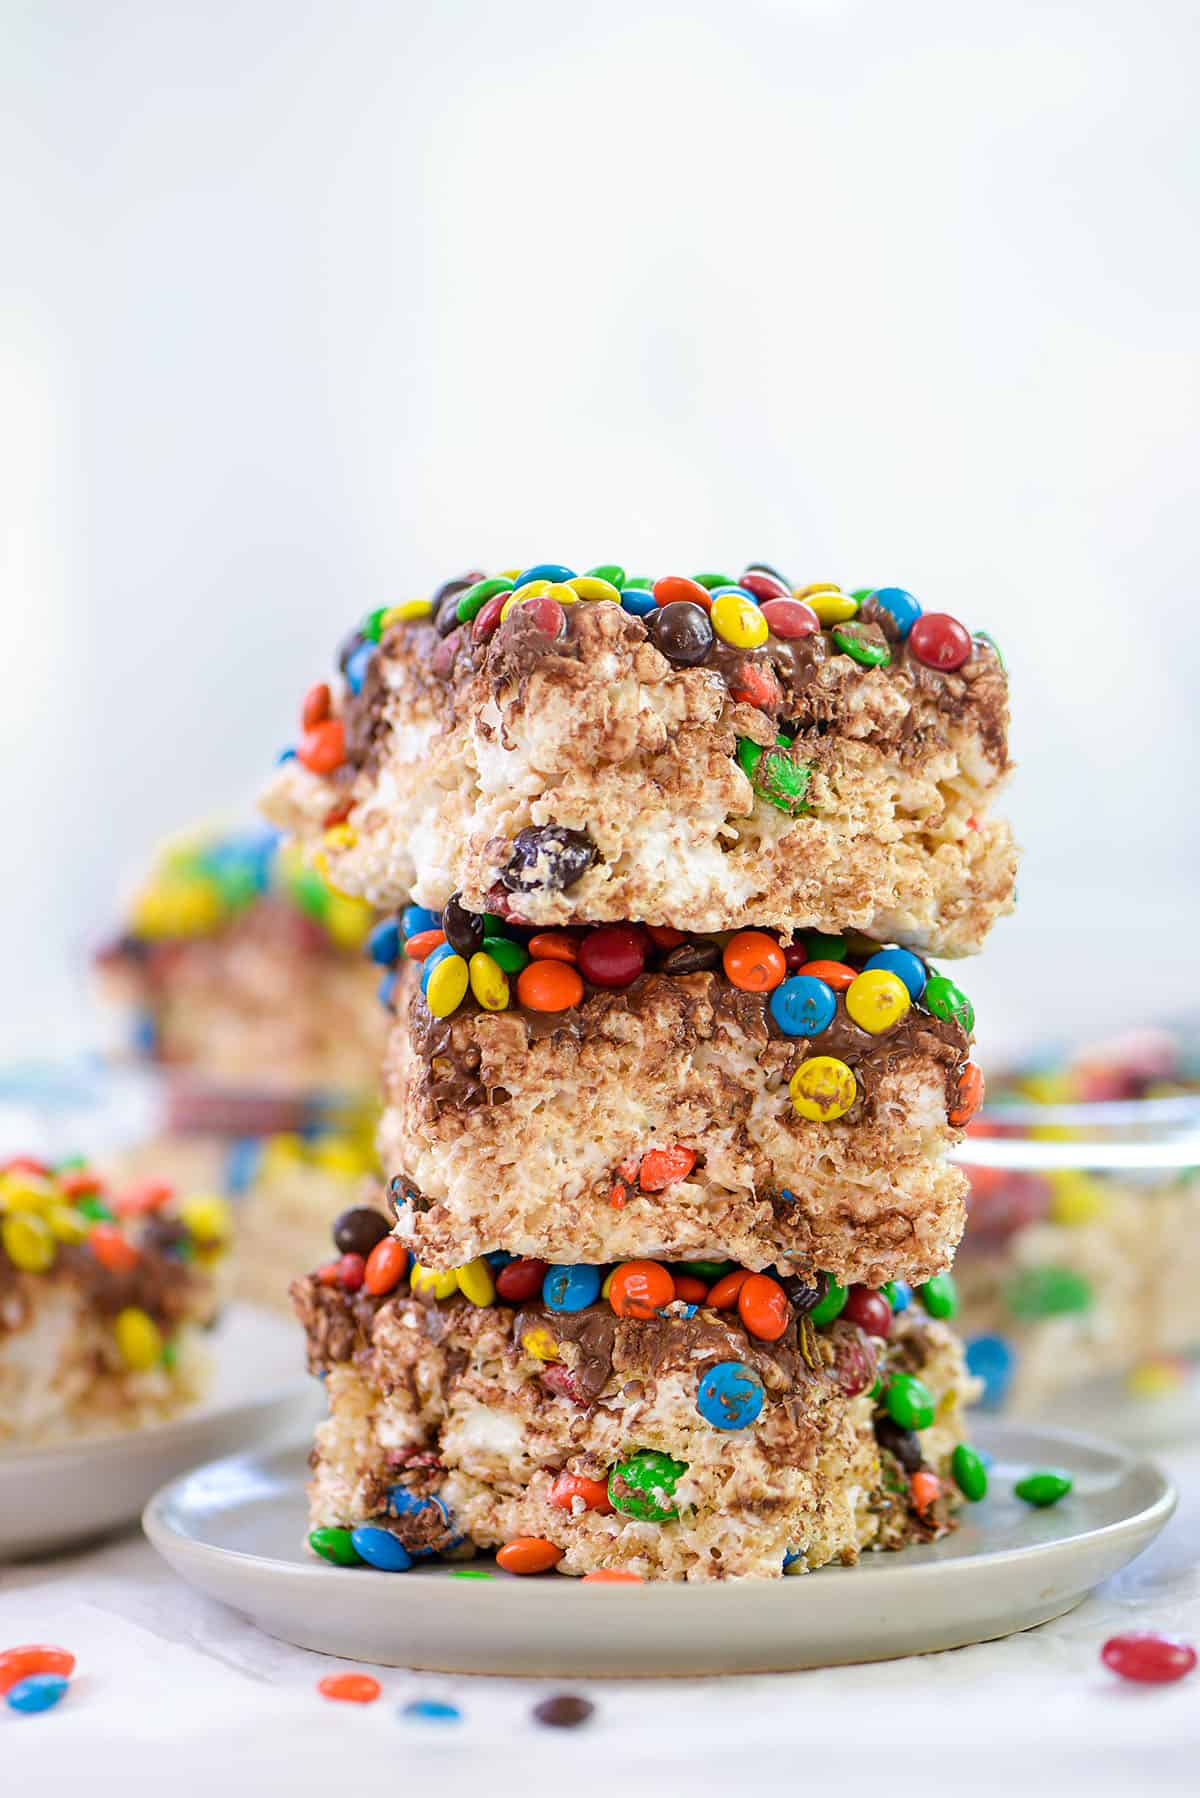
566, 576, 621, 603
115, 1306, 163, 1371
711, 592, 769, 650
410, 1263, 458, 1300
2, 1210, 56, 1272
789, 1056, 857, 1122
382, 598, 433, 625
520, 1325, 560, 1362
454, 1257, 496, 1307
845, 969, 911, 1034
179, 1194, 234, 1244
800, 586, 858, 626
468, 951, 509, 1012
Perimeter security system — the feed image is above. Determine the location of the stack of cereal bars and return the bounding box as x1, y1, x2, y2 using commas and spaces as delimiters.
264, 562, 1015, 1580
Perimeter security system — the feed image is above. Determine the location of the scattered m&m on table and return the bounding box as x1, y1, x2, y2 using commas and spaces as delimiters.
2, 1645, 75, 1715
1100, 1633, 1197, 1685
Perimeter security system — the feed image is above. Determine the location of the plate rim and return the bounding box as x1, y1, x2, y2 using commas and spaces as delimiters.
142, 1418, 1178, 1597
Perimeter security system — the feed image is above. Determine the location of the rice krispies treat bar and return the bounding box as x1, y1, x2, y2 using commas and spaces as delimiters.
377, 926, 982, 1284
293, 1243, 981, 1582
262, 566, 1016, 955
95, 828, 384, 1090
958, 1165, 1200, 1410
0, 1156, 229, 1447
229, 1130, 385, 1313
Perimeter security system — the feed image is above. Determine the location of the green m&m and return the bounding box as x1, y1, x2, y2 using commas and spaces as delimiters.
884, 1372, 936, 1432
809, 1278, 848, 1327
952, 1443, 989, 1502
923, 973, 974, 1034
608, 1450, 688, 1523
309, 1527, 362, 1566
919, 1273, 959, 1319
1014, 1469, 1073, 1508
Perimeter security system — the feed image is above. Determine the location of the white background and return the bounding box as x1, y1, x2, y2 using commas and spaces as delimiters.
2, 0, 1198, 1064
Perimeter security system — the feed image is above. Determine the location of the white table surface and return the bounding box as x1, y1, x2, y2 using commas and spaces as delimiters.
3, 1435, 1198, 1797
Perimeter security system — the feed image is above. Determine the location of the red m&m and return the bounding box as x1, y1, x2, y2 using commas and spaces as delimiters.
1100, 1633, 1197, 1684
909, 613, 972, 672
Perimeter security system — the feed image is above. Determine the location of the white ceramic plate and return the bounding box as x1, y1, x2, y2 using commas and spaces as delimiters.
143, 1421, 1174, 1676
1, 1305, 318, 1560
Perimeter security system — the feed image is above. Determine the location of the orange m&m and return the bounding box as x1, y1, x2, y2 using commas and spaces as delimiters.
608, 1261, 675, 1319
516, 960, 585, 1012
88, 1222, 140, 1273
496, 1536, 563, 1575
723, 931, 787, 993
737, 1273, 790, 1342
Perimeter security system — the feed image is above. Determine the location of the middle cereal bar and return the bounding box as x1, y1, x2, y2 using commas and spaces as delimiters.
375, 905, 983, 1285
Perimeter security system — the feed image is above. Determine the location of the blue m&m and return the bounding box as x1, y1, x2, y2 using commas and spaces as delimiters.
515, 563, 575, 589
385, 1487, 461, 1554
351, 1525, 414, 1571
542, 1264, 602, 1312
420, 940, 457, 992
863, 947, 927, 1001
368, 917, 401, 965
344, 640, 375, 695
769, 975, 837, 1037
696, 1360, 765, 1430
619, 587, 656, 617
402, 904, 442, 938
966, 1334, 1015, 1408
868, 588, 923, 638
5, 1673, 68, 1714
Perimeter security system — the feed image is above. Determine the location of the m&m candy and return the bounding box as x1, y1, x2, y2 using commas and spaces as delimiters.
608, 1450, 687, 1522
723, 931, 787, 993
868, 588, 922, 637
809, 1279, 848, 1326
769, 975, 837, 1038
1014, 1469, 1072, 1508
909, 612, 972, 671
542, 1264, 602, 1313
737, 1273, 790, 1341
350, 1526, 414, 1571
711, 592, 769, 650
696, 1361, 765, 1430
923, 972, 975, 1033
843, 1286, 892, 1338
318, 1673, 381, 1703
608, 1261, 675, 1319
863, 947, 927, 1000
496, 1536, 563, 1574
919, 1273, 958, 1319
951, 1443, 989, 1502
1101, 1634, 1197, 1685
789, 1057, 857, 1121
5, 1673, 68, 1714
966, 1334, 1015, 1407
884, 1372, 936, 1432
845, 969, 910, 1034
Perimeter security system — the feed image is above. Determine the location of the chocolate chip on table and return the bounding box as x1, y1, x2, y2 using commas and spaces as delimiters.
532, 1694, 595, 1729
332, 1207, 390, 1258
442, 892, 485, 957
650, 600, 714, 666
502, 826, 598, 894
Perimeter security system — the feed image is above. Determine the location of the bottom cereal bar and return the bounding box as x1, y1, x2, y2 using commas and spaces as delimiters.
292, 1225, 983, 1582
